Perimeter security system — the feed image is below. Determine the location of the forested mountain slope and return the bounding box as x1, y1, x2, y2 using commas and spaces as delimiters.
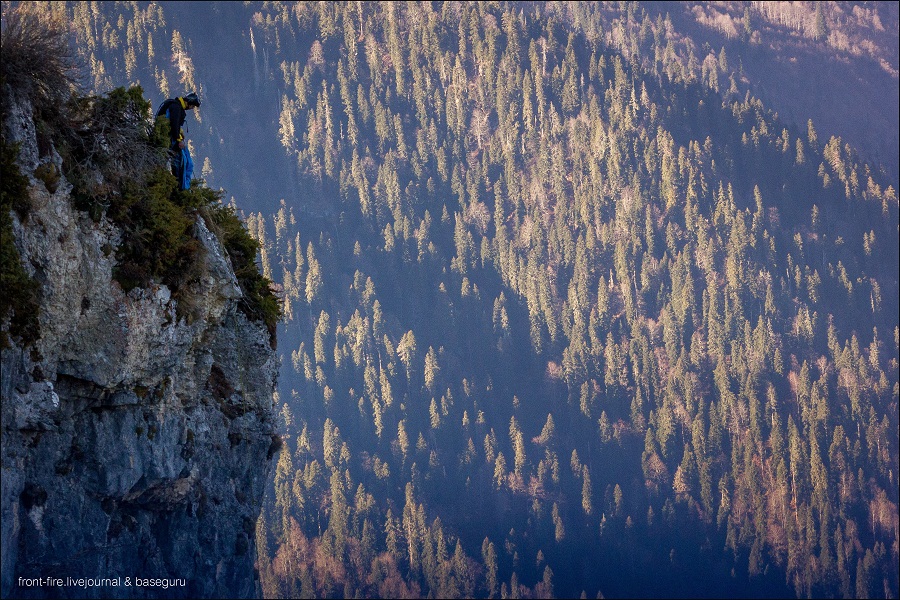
644, 1, 899, 181
59, 2, 898, 598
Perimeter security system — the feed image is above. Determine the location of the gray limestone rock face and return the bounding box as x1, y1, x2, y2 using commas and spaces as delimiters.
1, 93, 279, 599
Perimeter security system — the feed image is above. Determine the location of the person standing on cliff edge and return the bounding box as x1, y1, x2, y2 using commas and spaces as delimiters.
155, 92, 200, 190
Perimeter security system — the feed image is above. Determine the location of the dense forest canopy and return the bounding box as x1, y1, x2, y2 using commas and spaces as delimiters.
48, 1, 900, 598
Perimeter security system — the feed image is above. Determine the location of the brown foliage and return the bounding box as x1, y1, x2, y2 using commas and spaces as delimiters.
0, 3, 80, 111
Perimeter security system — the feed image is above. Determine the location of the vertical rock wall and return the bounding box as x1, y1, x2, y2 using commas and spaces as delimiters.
1, 94, 279, 599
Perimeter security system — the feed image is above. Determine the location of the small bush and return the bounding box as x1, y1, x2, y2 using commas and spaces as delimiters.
0, 3, 80, 116
34, 162, 60, 193
112, 166, 203, 299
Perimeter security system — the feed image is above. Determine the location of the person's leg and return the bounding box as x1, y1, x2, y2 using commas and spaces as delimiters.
170, 142, 184, 186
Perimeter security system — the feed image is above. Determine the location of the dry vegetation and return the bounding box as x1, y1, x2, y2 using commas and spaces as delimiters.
0, 3, 81, 110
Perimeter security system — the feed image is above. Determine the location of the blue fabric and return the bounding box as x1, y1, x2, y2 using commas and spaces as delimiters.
169, 143, 193, 190
181, 146, 194, 190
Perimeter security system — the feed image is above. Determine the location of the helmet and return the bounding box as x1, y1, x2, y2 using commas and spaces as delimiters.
184, 92, 201, 108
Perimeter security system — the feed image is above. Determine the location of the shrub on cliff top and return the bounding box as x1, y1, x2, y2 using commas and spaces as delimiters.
112, 166, 203, 297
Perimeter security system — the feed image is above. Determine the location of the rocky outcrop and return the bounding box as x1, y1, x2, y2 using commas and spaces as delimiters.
1, 94, 279, 598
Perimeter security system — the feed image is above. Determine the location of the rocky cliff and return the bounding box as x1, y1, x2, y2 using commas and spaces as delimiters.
1, 91, 280, 598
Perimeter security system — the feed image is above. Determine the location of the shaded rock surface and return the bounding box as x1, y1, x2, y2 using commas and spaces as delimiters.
1, 93, 279, 599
